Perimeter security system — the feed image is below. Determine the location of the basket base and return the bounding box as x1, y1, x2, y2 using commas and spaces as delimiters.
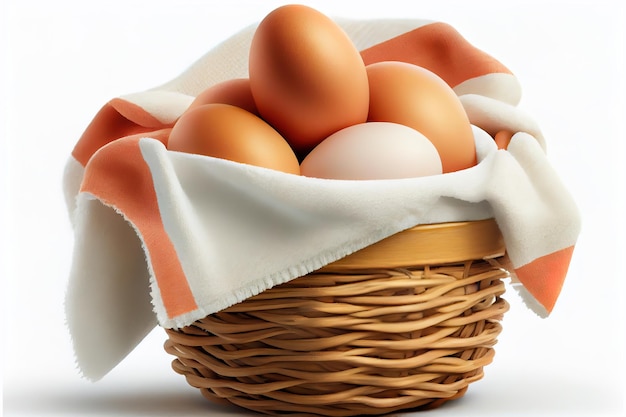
164, 257, 509, 416
196, 384, 470, 416
189, 364, 475, 416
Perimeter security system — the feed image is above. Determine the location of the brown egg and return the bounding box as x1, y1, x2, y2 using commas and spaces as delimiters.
167, 103, 300, 175
188, 78, 258, 115
366, 61, 476, 173
249, 4, 369, 157
494, 130, 514, 150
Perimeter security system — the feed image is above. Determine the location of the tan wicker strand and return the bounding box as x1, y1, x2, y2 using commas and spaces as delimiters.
164, 221, 510, 415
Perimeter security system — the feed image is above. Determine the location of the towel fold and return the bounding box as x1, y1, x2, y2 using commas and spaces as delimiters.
63, 18, 580, 380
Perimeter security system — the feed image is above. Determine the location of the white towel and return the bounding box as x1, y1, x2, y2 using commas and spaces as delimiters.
63, 18, 580, 381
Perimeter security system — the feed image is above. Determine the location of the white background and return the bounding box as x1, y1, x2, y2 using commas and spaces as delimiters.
2, 0, 625, 416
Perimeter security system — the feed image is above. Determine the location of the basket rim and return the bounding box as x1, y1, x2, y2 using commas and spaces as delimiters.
318, 219, 505, 271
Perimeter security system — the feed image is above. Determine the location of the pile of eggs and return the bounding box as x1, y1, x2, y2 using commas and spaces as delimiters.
167, 4, 477, 180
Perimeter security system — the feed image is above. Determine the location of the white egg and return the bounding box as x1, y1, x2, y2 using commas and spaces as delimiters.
300, 122, 443, 180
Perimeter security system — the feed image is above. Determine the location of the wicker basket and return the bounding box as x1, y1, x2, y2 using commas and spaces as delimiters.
164, 219, 510, 416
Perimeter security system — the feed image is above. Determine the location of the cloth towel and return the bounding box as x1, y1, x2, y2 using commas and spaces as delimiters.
63, 18, 581, 380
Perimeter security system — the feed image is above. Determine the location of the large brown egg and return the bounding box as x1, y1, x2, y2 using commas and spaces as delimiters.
249, 4, 369, 157
188, 78, 258, 115
366, 61, 476, 173
167, 103, 300, 175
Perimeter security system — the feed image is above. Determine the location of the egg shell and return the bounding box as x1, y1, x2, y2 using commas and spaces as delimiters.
300, 122, 443, 180
167, 103, 300, 175
249, 4, 369, 157
494, 130, 514, 150
366, 61, 476, 173
188, 78, 258, 115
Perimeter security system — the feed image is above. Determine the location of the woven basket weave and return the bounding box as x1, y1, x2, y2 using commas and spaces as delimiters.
164, 219, 510, 416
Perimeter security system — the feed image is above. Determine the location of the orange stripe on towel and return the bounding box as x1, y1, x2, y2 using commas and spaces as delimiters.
109, 98, 168, 128
119, 128, 172, 147
80, 137, 198, 318
72, 100, 172, 167
514, 245, 576, 314
360, 22, 513, 88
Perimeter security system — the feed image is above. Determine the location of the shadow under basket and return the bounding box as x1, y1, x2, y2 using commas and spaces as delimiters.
164, 219, 511, 416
